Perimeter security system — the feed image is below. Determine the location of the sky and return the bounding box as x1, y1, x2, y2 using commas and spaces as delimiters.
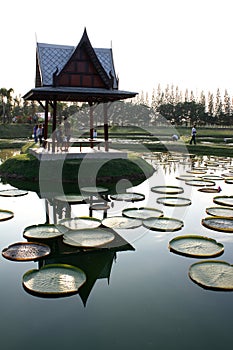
1, 0, 233, 100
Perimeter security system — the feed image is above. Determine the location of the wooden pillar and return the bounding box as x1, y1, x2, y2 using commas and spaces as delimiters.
44, 100, 49, 141
103, 102, 109, 151
89, 104, 94, 145
52, 100, 57, 153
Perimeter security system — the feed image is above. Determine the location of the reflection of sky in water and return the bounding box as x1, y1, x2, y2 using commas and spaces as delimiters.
1, 156, 233, 349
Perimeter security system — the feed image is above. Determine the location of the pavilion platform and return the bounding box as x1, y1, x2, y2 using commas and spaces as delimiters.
29, 145, 128, 160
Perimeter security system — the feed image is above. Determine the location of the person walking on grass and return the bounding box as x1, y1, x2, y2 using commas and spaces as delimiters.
190, 124, 197, 145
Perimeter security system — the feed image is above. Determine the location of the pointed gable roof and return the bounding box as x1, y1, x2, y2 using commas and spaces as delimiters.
36, 29, 118, 90
24, 29, 137, 103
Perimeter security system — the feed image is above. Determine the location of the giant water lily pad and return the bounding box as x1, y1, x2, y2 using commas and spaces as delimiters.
202, 175, 224, 181
185, 179, 215, 187
225, 178, 233, 184
59, 217, 101, 230
23, 224, 64, 239
169, 235, 224, 258
156, 197, 191, 207
22, 264, 86, 296
2, 242, 51, 261
151, 186, 184, 195
213, 196, 233, 207
206, 206, 233, 218
175, 175, 197, 181
54, 194, 87, 204
186, 169, 207, 174
122, 207, 163, 219
80, 186, 108, 194
189, 260, 233, 290
143, 217, 184, 232
0, 209, 14, 222
198, 188, 220, 193
102, 216, 142, 229
110, 192, 145, 202
63, 228, 115, 247
202, 216, 233, 232
0, 189, 28, 197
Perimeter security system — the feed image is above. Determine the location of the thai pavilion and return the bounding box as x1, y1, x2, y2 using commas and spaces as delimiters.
23, 28, 137, 152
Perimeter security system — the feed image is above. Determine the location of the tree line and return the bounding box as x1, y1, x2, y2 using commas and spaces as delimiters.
1, 84, 233, 126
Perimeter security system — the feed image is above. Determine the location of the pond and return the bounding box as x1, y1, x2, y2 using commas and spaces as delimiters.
1, 151, 233, 350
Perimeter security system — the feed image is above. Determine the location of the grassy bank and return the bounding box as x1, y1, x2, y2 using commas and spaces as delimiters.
0, 149, 154, 194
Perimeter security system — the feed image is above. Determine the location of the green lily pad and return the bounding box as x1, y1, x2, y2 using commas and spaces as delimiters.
143, 217, 184, 232
156, 197, 191, 207
202, 175, 224, 181
54, 194, 87, 204
80, 186, 108, 194
110, 192, 145, 202
22, 264, 86, 296
2, 242, 51, 261
198, 188, 221, 193
202, 216, 233, 232
63, 228, 115, 247
122, 207, 163, 219
185, 179, 215, 187
175, 175, 197, 181
169, 235, 224, 258
0, 209, 14, 222
0, 189, 28, 197
206, 206, 233, 218
102, 216, 142, 229
189, 260, 233, 290
23, 224, 64, 239
151, 186, 184, 195
186, 169, 207, 174
59, 217, 101, 230
213, 196, 233, 207
225, 178, 233, 184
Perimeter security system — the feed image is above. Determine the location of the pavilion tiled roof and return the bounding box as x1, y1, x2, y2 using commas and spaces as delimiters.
24, 29, 137, 103
37, 43, 118, 89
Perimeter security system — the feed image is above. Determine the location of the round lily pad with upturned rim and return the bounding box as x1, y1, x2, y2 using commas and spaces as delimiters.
201, 175, 224, 181
22, 264, 87, 296
202, 216, 233, 233
63, 228, 115, 247
54, 194, 87, 204
168, 235, 224, 258
213, 196, 233, 207
206, 206, 233, 218
185, 179, 215, 187
186, 169, 207, 174
143, 217, 184, 232
175, 175, 197, 181
80, 186, 108, 194
0, 209, 14, 222
151, 186, 184, 195
2, 242, 51, 261
156, 197, 191, 207
122, 207, 163, 219
59, 217, 101, 230
189, 260, 233, 291
0, 189, 28, 197
225, 178, 233, 184
198, 188, 220, 193
110, 192, 145, 202
102, 216, 142, 229
23, 224, 65, 239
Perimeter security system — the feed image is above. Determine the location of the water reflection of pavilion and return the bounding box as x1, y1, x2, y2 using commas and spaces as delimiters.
36, 230, 135, 306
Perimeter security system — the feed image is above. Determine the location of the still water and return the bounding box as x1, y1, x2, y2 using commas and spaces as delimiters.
0, 151, 233, 350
